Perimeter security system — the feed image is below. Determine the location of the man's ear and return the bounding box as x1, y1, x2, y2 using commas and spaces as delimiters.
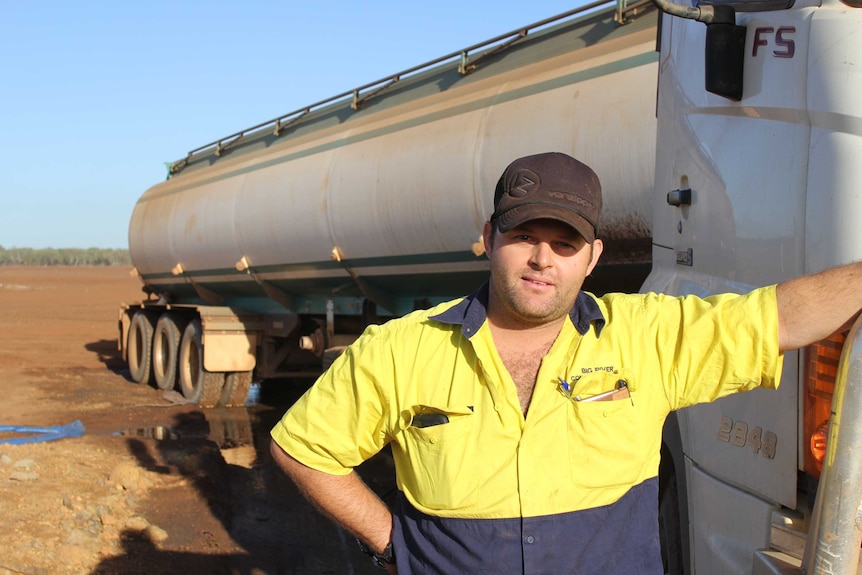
482, 221, 494, 258
586, 239, 603, 276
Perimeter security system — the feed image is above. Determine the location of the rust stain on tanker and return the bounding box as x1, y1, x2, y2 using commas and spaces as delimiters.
599, 214, 650, 241
319, 172, 330, 215
184, 214, 198, 239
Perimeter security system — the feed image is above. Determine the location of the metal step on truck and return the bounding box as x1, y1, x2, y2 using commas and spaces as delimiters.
118, 0, 862, 572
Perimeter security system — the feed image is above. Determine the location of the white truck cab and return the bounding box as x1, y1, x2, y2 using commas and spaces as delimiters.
646, 0, 862, 572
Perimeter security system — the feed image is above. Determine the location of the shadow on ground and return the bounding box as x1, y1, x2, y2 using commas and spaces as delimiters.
91, 380, 397, 575
85, 338, 131, 379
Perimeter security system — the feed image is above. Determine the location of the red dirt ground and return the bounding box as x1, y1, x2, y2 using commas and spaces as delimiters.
0, 267, 253, 574
0, 266, 394, 575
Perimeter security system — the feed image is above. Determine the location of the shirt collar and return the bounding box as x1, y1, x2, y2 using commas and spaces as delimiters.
430, 282, 606, 338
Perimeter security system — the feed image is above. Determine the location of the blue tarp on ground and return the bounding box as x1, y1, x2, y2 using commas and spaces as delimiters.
0, 420, 86, 445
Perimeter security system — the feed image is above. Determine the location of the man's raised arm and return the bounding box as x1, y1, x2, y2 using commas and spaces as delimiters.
776, 261, 862, 351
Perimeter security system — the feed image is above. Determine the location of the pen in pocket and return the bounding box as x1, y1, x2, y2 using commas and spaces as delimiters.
558, 376, 571, 393
575, 379, 632, 403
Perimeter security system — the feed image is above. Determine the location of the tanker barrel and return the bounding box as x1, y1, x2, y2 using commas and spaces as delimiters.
130, 1, 659, 314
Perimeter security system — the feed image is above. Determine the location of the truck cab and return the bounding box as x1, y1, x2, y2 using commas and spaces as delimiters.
645, 0, 862, 572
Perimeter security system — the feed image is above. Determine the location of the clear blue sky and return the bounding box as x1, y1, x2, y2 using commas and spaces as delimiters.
1, 1, 590, 249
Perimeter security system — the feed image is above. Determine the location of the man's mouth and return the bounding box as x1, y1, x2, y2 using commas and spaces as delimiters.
524, 276, 553, 287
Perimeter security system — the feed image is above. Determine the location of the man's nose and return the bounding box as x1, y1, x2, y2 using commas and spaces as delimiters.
529, 242, 553, 269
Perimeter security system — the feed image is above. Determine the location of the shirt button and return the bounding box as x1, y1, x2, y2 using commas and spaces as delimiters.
526, 536, 535, 544
429, 437, 438, 444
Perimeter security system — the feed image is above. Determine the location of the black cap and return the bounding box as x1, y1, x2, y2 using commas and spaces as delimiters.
491, 152, 602, 243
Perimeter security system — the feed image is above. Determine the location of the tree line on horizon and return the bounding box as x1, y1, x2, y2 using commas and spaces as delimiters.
0, 246, 131, 266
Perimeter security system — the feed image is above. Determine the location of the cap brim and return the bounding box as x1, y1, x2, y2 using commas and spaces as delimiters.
496, 204, 596, 243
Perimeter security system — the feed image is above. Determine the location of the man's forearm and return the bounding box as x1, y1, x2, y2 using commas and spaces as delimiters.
269, 439, 393, 553
776, 261, 862, 351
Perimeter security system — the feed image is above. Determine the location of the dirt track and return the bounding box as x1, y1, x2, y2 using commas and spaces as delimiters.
0, 266, 394, 575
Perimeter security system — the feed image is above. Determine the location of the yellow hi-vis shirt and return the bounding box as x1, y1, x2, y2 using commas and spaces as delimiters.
271, 284, 783, 574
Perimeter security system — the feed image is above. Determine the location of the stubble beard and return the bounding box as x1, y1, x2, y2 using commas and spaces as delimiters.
488, 266, 582, 329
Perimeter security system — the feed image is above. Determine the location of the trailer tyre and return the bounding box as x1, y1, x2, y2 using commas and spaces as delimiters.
219, 371, 253, 407
127, 311, 155, 385
178, 319, 225, 407
152, 313, 183, 391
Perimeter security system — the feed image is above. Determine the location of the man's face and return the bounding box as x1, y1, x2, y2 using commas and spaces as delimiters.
483, 218, 603, 330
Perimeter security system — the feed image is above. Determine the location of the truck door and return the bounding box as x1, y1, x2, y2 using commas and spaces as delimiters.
644, 5, 813, 574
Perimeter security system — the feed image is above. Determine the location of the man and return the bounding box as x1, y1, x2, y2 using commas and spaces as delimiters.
270, 152, 862, 574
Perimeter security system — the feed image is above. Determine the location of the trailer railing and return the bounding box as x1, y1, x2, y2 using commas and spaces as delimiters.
803, 315, 862, 574
168, 0, 654, 175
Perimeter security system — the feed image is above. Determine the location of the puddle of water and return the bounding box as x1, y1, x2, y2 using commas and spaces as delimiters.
114, 407, 261, 471
113, 406, 256, 448
111, 380, 313, 480
114, 426, 178, 441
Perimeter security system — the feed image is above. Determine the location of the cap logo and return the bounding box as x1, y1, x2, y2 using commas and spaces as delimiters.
547, 190, 593, 209
508, 169, 538, 198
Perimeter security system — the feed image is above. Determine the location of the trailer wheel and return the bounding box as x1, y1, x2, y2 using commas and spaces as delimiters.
152, 313, 183, 391
178, 319, 225, 407
127, 311, 155, 385
219, 371, 253, 407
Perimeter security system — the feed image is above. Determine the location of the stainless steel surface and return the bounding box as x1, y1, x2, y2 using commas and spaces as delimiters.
129, 4, 659, 313
803, 314, 862, 574
169, 0, 633, 173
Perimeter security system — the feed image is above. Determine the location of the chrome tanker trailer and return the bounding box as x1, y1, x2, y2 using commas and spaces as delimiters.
119, 0, 659, 406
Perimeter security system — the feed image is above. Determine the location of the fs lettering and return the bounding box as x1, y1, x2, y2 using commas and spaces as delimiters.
752, 26, 796, 58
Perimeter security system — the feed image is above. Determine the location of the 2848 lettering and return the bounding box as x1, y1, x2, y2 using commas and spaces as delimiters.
717, 416, 777, 460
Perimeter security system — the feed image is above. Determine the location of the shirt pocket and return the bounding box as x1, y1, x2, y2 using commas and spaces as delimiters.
566, 370, 646, 489
399, 405, 478, 511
